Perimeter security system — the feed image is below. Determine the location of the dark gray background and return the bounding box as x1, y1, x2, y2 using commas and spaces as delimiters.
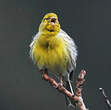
0, 0, 111, 110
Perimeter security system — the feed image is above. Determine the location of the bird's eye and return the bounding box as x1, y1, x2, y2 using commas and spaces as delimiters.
45, 18, 50, 20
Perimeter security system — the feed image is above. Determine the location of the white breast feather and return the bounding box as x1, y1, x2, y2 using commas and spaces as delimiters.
29, 32, 40, 63
58, 29, 78, 71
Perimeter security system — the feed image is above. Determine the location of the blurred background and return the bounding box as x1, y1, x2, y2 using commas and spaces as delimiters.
0, 0, 111, 110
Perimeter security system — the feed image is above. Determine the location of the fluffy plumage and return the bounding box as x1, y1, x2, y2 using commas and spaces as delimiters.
30, 13, 77, 107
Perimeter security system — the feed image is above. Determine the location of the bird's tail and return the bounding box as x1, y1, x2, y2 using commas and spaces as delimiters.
64, 80, 76, 108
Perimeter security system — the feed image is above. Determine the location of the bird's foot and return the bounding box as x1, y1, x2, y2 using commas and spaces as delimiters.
40, 68, 48, 74
57, 82, 63, 89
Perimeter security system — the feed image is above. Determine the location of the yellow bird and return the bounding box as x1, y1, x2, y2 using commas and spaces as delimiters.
30, 13, 77, 107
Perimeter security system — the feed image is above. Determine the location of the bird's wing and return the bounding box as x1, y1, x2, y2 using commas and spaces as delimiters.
29, 32, 40, 62
59, 29, 77, 80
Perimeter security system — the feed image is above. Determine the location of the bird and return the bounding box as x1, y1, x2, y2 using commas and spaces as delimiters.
30, 13, 77, 107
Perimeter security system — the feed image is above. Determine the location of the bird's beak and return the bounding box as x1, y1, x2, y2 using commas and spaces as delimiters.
50, 17, 56, 25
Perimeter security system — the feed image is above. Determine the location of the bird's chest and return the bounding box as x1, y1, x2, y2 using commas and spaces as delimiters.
33, 36, 69, 72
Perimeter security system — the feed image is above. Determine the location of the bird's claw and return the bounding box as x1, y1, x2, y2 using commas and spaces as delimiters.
57, 82, 63, 89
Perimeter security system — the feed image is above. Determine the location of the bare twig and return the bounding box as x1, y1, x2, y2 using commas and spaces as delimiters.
41, 69, 87, 110
99, 88, 111, 109
75, 70, 87, 110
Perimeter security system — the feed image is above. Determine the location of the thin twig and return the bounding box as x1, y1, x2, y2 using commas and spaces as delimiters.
99, 88, 111, 109
41, 69, 88, 110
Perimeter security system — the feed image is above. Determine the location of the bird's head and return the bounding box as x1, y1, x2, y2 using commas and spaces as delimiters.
39, 13, 60, 36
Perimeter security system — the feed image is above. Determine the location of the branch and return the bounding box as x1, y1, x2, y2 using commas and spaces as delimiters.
41, 69, 88, 110
99, 88, 111, 109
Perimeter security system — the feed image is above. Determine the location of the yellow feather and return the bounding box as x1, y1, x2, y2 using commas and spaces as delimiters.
32, 34, 69, 73
31, 13, 70, 74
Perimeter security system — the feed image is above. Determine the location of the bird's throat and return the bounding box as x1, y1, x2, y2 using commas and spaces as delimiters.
38, 34, 59, 49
